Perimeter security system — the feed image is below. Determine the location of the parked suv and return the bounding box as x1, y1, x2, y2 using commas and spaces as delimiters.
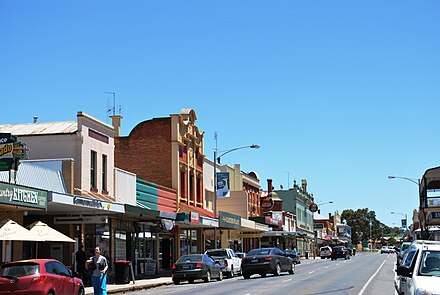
320, 246, 332, 259
331, 246, 350, 260
396, 240, 440, 295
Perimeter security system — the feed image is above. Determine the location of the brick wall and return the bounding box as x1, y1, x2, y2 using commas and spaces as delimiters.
114, 118, 173, 188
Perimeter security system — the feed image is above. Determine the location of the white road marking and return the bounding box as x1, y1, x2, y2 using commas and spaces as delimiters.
282, 279, 292, 282
358, 259, 387, 295
308, 271, 315, 274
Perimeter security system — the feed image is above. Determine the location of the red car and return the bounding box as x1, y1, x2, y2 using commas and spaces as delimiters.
0, 259, 84, 295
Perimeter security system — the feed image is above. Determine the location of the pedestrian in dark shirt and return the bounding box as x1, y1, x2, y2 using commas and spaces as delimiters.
75, 245, 87, 282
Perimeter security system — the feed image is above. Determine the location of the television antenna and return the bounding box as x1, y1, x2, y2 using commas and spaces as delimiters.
104, 91, 121, 116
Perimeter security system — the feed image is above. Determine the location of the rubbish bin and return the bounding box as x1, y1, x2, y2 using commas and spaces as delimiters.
114, 260, 131, 284
305, 251, 309, 259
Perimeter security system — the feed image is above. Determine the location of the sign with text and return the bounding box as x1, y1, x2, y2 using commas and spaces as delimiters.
0, 133, 26, 171
0, 182, 47, 209
219, 211, 241, 230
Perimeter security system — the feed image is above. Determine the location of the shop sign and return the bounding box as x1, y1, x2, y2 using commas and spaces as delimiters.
73, 196, 104, 209
54, 216, 108, 224
264, 216, 283, 227
200, 217, 219, 227
190, 212, 200, 224
219, 211, 241, 230
261, 196, 274, 210
0, 182, 47, 209
0, 133, 26, 171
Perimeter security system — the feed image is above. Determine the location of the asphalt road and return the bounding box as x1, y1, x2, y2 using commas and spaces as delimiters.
128, 252, 398, 295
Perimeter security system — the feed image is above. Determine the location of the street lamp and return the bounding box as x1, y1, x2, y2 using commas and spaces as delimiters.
391, 211, 408, 230
387, 175, 420, 186
213, 144, 260, 248
388, 175, 420, 233
317, 201, 333, 207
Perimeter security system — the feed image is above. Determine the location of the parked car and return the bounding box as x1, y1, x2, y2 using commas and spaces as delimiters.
396, 240, 440, 295
397, 241, 413, 266
205, 248, 242, 278
381, 246, 393, 254
171, 254, 223, 285
241, 247, 295, 279
0, 259, 84, 295
320, 246, 332, 259
331, 246, 350, 260
284, 249, 301, 264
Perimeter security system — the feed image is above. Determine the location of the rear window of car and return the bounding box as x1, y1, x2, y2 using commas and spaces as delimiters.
247, 249, 273, 256
0, 263, 39, 278
206, 250, 228, 257
178, 255, 203, 262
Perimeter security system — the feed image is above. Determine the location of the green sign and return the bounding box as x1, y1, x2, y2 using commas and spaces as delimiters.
0, 133, 26, 171
0, 182, 47, 209
219, 211, 241, 230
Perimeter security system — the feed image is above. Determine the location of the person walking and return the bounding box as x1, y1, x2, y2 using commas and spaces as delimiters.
75, 245, 86, 282
86, 246, 108, 295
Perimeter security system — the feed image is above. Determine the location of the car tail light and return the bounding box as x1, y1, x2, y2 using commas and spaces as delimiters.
265, 256, 272, 261
31, 275, 46, 284
195, 262, 203, 268
224, 259, 228, 266
171, 264, 176, 270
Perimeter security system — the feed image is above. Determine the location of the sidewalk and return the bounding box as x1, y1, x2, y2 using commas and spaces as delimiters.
84, 277, 173, 295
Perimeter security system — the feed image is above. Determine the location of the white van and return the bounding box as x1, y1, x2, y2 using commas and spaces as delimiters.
396, 240, 440, 295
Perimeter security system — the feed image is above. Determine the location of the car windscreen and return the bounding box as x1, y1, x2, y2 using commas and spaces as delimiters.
247, 249, 273, 256
418, 251, 440, 276
178, 255, 203, 263
0, 263, 40, 278
206, 250, 228, 257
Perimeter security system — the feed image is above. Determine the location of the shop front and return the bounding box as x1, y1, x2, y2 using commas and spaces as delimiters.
176, 212, 218, 257
0, 182, 48, 263
230, 218, 270, 253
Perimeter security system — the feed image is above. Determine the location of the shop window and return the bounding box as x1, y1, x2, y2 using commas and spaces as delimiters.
90, 151, 97, 189
102, 154, 107, 192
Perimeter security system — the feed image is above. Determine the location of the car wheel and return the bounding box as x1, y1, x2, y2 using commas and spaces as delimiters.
173, 279, 180, 285
204, 271, 211, 283
78, 287, 85, 295
273, 263, 281, 276
188, 279, 194, 284
289, 262, 295, 274
260, 273, 267, 277
217, 271, 223, 281
243, 273, 250, 279
321, 257, 324, 259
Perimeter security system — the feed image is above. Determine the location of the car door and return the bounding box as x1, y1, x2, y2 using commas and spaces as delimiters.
45, 261, 63, 294
205, 255, 219, 278
276, 248, 290, 271
400, 249, 418, 295
53, 261, 76, 295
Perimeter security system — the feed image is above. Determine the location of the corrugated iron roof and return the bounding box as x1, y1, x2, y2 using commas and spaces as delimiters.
0, 121, 77, 135
0, 162, 67, 193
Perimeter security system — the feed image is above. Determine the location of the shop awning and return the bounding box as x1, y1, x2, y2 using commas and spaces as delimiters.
261, 230, 296, 237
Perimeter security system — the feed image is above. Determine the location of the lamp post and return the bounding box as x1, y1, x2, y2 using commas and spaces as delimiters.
313, 201, 333, 258
213, 144, 260, 248
388, 175, 420, 234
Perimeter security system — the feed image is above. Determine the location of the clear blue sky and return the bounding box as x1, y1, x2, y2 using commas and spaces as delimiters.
1, 1, 439, 228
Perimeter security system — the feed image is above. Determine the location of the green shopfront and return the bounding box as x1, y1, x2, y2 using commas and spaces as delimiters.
0, 182, 48, 263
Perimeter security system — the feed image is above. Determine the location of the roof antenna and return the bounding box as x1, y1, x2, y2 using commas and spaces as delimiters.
104, 91, 116, 116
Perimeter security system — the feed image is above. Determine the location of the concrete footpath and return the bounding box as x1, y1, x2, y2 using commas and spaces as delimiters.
84, 277, 173, 295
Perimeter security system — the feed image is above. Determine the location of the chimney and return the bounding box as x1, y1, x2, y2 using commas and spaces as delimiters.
267, 178, 273, 193
110, 115, 123, 137
301, 179, 307, 192
33, 116, 38, 123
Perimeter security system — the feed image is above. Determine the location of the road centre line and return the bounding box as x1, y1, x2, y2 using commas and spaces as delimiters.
358, 259, 387, 295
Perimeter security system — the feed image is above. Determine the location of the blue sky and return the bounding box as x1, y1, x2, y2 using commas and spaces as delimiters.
1, 1, 439, 228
